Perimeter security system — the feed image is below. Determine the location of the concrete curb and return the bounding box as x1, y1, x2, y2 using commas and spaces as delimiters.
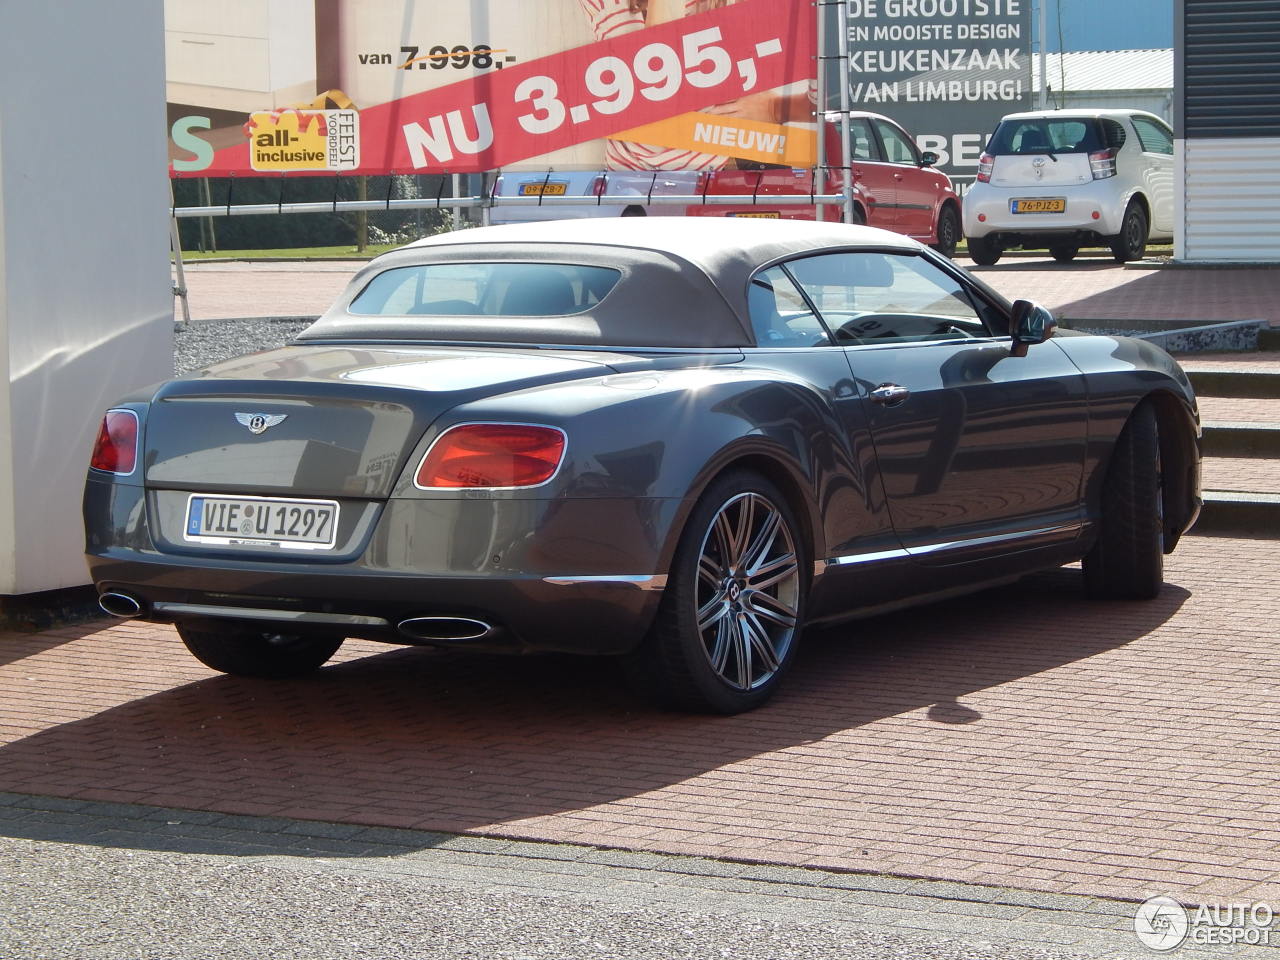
1202, 421, 1280, 458
1, 790, 1246, 959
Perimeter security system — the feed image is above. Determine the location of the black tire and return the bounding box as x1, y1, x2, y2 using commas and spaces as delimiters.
850, 204, 867, 226
628, 470, 807, 714
930, 205, 960, 258
967, 234, 1001, 266
1110, 200, 1148, 263
1083, 403, 1164, 600
620, 205, 647, 217
1049, 242, 1079, 263
177, 621, 343, 678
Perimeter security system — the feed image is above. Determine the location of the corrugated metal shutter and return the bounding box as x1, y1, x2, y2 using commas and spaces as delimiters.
1183, 137, 1280, 259
1184, 0, 1280, 138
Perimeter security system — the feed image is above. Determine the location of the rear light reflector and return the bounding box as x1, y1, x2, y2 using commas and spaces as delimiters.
415, 423, 566, 489
976, 152, 994, 183
1089, 148, 1117, 180
89, 409, 139, 475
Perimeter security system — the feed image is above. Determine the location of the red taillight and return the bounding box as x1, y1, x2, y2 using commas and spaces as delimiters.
976, 152, 994, 183
89, 409, 139, 475
415, 423, 566, 489
1089, 148, 1117, 180
591, 175, 608, 197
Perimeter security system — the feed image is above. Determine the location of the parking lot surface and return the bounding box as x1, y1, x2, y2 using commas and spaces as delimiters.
175, 253, 1279, 327
3, 534, 1278, 909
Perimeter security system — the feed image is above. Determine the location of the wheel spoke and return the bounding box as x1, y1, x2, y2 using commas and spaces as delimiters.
724, 496, 755, 565
740, 612, 781, 674
733, 617, 752, 689
697, 592, 730, 632
746, 590, 798, 628
741, 509, 781, 575
748, 552, 797, 591
698, 552, 723, 588
708, 618, 732, 676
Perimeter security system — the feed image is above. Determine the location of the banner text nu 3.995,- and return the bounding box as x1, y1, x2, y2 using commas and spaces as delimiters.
171, 0, 815, 178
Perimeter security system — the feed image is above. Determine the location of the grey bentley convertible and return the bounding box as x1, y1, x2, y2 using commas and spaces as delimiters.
84, 218, 1200, 713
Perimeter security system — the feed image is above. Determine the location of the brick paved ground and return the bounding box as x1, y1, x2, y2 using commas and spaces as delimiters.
1199, 397, 1280, 424
177, 262, 353, 321
1179, 354, 1280, 373
961, 259, 1279, 326
177, 256, 1280, 326
3, 535, 1278, 907
1201, 457, 1280, 494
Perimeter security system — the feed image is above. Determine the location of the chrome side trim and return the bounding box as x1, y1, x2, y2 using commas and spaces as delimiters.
825, 546, 912, 567
825, 523, 1081, 568
542, 574, 669, 591
151, 603, 389, 628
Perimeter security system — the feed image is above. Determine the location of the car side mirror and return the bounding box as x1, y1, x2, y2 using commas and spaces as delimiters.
919, 151, 939, 167
1009, 299, 1057, 357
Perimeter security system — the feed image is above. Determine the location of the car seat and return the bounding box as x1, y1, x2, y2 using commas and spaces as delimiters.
499, 269, 579, 316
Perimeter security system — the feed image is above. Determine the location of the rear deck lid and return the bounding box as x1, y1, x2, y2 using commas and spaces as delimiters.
143, 344, 618, 498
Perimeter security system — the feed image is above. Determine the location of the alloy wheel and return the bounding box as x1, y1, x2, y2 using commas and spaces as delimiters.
693, 492, 801, 691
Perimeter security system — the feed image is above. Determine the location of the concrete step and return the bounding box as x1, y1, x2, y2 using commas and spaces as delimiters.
1187, 368, 1280, 398
1202, 421, 1280, 458
1193, 491, 1280, 537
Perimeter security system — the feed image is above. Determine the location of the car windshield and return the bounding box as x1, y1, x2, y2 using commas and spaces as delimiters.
349, 262, 622, 317
987, 117, 1104, 155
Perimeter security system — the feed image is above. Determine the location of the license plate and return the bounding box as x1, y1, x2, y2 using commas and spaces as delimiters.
519, 182, 567, 196
729, 211, 781, 218
1011, 197, 1066, 214
185, 495, 339, 550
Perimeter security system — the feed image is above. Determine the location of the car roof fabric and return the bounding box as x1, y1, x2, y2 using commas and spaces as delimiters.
299, 218, 917, 349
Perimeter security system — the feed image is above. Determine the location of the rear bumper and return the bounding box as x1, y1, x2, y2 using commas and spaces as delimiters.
963, 181, 1125, 239
88, 553, 664, 655
85, 479, 678, 655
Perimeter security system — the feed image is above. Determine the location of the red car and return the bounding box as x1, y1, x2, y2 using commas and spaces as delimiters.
685, 112, 962, 257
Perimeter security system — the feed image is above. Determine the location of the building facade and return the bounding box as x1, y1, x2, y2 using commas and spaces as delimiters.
1176, 0, 1280, 261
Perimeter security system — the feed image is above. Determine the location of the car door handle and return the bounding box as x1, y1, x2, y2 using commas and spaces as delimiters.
870, 383, 911, 405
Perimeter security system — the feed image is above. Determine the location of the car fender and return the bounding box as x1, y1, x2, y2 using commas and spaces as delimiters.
399, 365, 861, 571
1051, 332, 1201, 540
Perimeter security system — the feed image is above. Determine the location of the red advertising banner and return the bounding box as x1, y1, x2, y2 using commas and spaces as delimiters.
167, 0, 816, 177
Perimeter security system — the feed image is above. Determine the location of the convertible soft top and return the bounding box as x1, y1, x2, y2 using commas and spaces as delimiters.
299, 218, 919, 349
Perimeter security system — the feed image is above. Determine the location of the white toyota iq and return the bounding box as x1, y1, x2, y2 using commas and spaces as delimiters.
962, 109, 1175, 265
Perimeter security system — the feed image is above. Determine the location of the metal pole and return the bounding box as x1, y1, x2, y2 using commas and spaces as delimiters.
815, 0, 827, 218
837, 0, 854, 224
168, 181, 191, 330
200, 177, 216, 252
1038, 0, 1048, 109
171, 193, 847, 218
169, 215, 191, 330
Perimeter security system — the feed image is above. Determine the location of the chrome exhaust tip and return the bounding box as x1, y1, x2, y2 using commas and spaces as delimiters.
99, 592, 142, 618
396, 616, 493, 642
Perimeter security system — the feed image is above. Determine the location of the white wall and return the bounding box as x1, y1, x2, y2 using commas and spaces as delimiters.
1177, 137, 1280, 262
0, 1, 174, 595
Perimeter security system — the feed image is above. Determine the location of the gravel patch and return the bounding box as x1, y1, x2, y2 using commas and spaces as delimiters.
174, 318, 315, 376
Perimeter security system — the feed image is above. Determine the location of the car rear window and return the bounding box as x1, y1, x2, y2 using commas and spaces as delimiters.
349, 262, 622, 317
987, 117, 1123, 155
